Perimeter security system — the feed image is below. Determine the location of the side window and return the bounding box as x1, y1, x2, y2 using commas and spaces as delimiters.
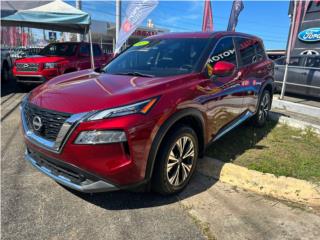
237, 37, 265, 66
79, 44, 90, 56
206, 37, 236, 77
207, 37, 236, 67
93, 45, 102, 57
255, 41, 266, 62
275, 57, 286, 65
289, 57, 301, 66
306, 57, 320, 68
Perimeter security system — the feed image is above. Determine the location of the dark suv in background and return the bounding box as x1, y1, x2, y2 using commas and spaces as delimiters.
274, 55, 320, 98
21, 32, 274, 195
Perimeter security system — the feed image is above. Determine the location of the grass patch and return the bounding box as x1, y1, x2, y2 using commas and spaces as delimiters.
206, 121, 320, 183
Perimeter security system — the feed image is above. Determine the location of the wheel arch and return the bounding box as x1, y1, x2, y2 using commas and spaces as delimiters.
145, 108, 206, 181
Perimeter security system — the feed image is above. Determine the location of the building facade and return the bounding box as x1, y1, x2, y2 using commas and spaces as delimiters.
288, 1, 320, 56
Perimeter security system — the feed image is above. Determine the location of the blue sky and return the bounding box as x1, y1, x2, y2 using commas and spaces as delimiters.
69, 0, 290, 50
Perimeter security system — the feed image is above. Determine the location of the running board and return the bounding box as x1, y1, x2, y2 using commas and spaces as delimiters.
213, 111, 254, 142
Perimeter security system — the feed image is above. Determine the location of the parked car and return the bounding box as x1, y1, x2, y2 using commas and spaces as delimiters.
13, 42, 111, 85
274, 55, 320, 98
266, 50, 285, 61
21, 32, 274, 195
1, 48, 13, 82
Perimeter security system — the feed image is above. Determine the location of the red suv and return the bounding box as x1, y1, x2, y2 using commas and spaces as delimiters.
21, 32, 274, 195
13, 42, 110, 85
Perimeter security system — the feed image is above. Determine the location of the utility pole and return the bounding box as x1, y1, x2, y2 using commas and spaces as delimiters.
76, 0, 82, 42
115, 0, 121, 49
280, 0, 297, 100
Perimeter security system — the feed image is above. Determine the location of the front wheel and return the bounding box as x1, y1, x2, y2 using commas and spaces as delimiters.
252, 90, 271, 127
152, 125, 198, 195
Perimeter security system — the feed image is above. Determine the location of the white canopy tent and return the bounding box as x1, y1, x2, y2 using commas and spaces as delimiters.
1, 0, 95, 68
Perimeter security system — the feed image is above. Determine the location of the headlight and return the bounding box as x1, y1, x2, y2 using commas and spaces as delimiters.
44, 62, 57, 69
87, 97, 158, 121
74, 130, 127, 144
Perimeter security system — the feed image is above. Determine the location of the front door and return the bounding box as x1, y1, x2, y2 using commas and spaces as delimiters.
199, 36, 245, 140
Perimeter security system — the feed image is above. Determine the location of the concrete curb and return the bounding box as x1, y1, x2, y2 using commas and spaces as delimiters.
197, 157, 320, 207
272, 98, 320, 119
269, 111, 320, 134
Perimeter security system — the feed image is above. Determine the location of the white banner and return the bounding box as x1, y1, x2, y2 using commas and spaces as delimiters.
115, 0, 159, 53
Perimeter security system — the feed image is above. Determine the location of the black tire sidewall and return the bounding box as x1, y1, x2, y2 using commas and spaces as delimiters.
253, 90, 271, 127
152, 125, 199, 195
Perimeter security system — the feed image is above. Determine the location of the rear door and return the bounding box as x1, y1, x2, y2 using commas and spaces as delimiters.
78, 43, 91, 70
304, 56, 320, 98
286, 56, 307, 95
93, 44, 106, 68
235, 37, 273, 114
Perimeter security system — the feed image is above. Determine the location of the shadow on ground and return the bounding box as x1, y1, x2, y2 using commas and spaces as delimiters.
206, 120, 278, 163
1, 75, 35, 97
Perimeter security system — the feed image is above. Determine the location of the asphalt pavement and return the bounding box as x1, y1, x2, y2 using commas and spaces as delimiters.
1, 82, 320, 240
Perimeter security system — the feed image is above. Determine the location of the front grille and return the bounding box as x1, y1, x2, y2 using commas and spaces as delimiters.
24, 103, 71, 141
16, 63, 39, 72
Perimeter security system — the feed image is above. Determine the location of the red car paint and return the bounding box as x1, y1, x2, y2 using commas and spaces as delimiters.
13, 42, 111, 84
21, 32, 274, 192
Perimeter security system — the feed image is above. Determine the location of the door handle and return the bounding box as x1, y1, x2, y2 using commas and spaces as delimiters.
301, 72, 307, 75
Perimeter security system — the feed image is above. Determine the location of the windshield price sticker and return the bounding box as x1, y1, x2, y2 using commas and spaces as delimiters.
134, 41, 150, 47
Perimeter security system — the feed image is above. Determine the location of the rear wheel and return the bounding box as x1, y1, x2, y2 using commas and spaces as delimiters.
252, 90, 271, 127
152, 125, 198, 195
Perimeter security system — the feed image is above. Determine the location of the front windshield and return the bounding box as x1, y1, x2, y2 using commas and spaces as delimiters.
39, 43, 77, 57
104, 38, 209, 77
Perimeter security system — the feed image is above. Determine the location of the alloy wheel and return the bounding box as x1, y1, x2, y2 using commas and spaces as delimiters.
166, 136, 195, 186
258, 93, 270, 122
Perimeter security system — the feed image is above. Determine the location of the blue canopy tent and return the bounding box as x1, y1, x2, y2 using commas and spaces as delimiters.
1, 0, 95, 68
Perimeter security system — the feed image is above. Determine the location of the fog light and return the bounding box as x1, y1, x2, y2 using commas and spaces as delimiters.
74, 131, 127, 144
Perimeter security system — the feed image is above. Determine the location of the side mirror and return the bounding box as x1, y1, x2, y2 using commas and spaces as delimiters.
212, 61, 235, 77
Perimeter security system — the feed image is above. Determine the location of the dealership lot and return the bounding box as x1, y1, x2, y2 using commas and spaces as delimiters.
2, 83, 320, 240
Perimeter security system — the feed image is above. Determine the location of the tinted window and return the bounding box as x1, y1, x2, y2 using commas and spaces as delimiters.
93, 45, 102, 57
237, 38, 266, 66
306, 57, 320, 68
39, 43, 77, 56
275, 57, 286, 65
207, 37, 236, 67
79, 44, 90, 56
289, 57, 302, 66
104, 38, 208, 77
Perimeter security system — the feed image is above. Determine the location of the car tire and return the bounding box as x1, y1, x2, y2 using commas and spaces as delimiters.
152, 125, 198, 195
251, 90, 271, 127
1, 62, 9, 83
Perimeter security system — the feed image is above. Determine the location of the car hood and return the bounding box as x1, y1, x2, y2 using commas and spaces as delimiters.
28, 69, 194, 114
16, 55, 67, 63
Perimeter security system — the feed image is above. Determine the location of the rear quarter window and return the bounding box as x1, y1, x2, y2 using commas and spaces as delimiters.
306, 57, 320, 68
289, 57, 302, 66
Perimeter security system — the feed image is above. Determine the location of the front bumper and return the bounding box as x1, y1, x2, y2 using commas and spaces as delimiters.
20, 98, 157, 188
24, 148, 118, 193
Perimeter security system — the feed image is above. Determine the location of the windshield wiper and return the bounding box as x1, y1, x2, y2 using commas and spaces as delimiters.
115, 72, 154, 78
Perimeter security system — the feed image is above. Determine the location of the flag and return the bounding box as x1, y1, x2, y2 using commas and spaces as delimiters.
227, 0, 244, 32
115, 0, 158, 53
290, 0, 303, 53
202, 0, 213, 32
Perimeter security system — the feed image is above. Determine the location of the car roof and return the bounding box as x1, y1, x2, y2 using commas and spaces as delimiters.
147, 31, 261, 41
